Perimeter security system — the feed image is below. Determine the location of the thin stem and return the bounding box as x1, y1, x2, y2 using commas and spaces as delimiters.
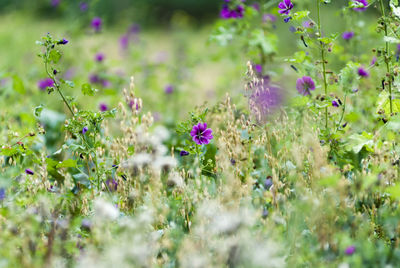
316, 0, 329, 130
45, 48, 75, 117
379, 0, 393, 115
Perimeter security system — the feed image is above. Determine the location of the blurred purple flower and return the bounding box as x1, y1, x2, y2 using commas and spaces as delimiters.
57, 38, 68, 45
82, 126, 88, 134
120, 34, 129, 50
180, 150, 189, 156
95, 52, 104, 62
220, 4, 245, 19
358, 67, 369, 77
0, 188, 5, 201
99, 103, 108, 112
248, 81, 283, 122
252, 3, 260, 11
51, 0, 60, 7
129, 23, 141, 35
80, 2, 88, 12
263, 14, 277, 23
296, 76, 315, 96
254, 64, 262, 73
345, 245, 356, 255
284, 16, 292, 23
278, 0, 293, 15
25, 169, 34, 175
353, 0, 368, 11
91, 17, 102, 32
106, 179, 118, 191
38, 78, 54, 91
165, 85, 174, 94
190, 123, 213, 145
89, 74, 100, 84
332, 100, 339, 107
342, 31, 354, 40
302, 20, 313, 28
370, 56, 377, 66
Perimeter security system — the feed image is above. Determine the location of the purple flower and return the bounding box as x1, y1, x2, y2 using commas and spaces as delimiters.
51, 0, 60, 7
342, 31, 354, 40
296, 76, 315, 96
190, 123, 213, 145
263, 14, 277, 23
180, 150, 189, 156
249, 81, 283, 123
345, 245, 356, 255
129, 23, 141, 35
332, 100, 339, 107
252, 3, 260, 11
38, 78, 54, 91
220, 5, 231, 19
0, 188, 5, 201
89, 74, 100, 84
95, 52, 104, 62
25, 168, 34, 175
353, 0, 368, 11
79, 2, 88, 12
165, 85, 174, 94
284, 16, 292, 23
82, 126, 88, 134
57, 38, 68, 45
91, 17, 102, 32
99, 103, 108, 112
264, 178, 273, 190
106, 179, 118, 191
254, 64, 263, 74
302, 20, 313, 28
220, 4, 245, 19
358, 67, 369, 77
278, 0, 294, 15
120, 34, 129, 50
371, 56, 377, 66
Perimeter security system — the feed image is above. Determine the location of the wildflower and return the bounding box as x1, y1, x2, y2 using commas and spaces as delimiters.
53, 69, 58, 75
358, 67, 369, 77
38, 78, 54, 90
342, 31, 354, 40
120, 34, 129, 50
180, 150, 189, 156
278, 0, 294, 15
284, 16, 292, 23
79, 2, 88, 12
254, 64, 262, 74
263, 14, 277, 23
99, 103, 108, 112
51, 0, 60, 7
82, 126, 88, 134
352, 0, 368, 12
129, 23, 141, 35
344, 245, 356, 255
302, 20, 314, 28
370, 56, 377, 66
106, 179, 118, 191
296, 76, 315, 96
91, 17, 102, 32
252, 3, 260, 11
220, 3, 245, 19
58, 38, 68, 45
190, 123, 214, 145
332, 100, 339, 107
263, 177, 273, 190
220, 5, 231, 19
0, 188, 5, 201
89, 74, 100, 84
165, 85, 174, 94
249, 82, 282, 123
95, 52, 104, 62
25, 168, 34, 175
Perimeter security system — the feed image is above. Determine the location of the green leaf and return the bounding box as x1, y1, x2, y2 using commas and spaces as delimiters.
249, 29, 277, 55
376, 91, 400, 115
81, 83, 95, 96
72, 173, 91, 188
292, 11, 310, 21
0, 147, 18, 157
345, 132, 374, 153
12, 75, 25, 94
56, 159, 77, 169
49, 50, 61, 64
34, 105, 44, 118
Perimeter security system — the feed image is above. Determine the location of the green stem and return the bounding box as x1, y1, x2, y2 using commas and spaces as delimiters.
379, 0, 393, 115
316, 0, 329, 130
45, 48, 75, 117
